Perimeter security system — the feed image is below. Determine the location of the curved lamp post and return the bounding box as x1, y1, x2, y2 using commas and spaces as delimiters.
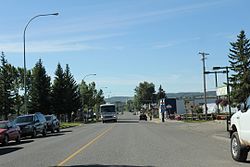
82, 73, 96, 122
23, 13, 59, 114
83, 73, 97, 81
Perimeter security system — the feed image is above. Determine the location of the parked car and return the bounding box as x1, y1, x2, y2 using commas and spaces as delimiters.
15, 112, 47, 138
229, 96, 250, 162
45, 114, 60, 133
139, 113, 147, 121
0, 121, 21, 145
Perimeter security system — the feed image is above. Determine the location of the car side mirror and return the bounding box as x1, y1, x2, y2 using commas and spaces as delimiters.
240, 103, 247, 112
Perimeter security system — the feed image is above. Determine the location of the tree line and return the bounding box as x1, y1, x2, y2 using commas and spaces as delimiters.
0, 53, 105, 121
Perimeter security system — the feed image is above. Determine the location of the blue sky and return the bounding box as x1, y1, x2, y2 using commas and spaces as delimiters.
0, 0, 250, 97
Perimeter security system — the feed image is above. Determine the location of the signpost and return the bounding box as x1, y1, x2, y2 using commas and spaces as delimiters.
160, 99, 165, 122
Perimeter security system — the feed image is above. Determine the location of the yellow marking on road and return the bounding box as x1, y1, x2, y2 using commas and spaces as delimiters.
57, 125, 114, 166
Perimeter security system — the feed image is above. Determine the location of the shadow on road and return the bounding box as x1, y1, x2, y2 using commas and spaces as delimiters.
20, 130, 72, 140
117, 120, 139, 124
0, 147, 23, 156
7, 139, 34, 146
54, 165, 154, 167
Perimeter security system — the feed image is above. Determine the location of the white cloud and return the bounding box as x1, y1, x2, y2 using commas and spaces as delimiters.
153, 37, 201, 49
0, 32, 125, 53
33, 1, 225, 36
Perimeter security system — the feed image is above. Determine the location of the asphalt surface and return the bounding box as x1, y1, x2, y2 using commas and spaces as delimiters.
0, 112, 249, 167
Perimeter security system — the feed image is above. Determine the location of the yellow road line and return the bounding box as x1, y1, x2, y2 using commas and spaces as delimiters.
57, 125, 114, 166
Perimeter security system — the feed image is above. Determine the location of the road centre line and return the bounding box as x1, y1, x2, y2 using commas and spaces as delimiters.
57, 125, 114, 166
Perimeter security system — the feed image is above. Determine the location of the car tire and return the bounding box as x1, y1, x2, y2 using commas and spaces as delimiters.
32, 129, 37, 138
231, 132, 248, 162
2, 135, 9, 145
16, 133, 21, 144
56, 127, 60, 133
51, 126, 55, 133
42, 128, 47, 137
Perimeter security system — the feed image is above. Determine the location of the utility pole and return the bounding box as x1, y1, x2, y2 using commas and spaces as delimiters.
199, 52, 209, 120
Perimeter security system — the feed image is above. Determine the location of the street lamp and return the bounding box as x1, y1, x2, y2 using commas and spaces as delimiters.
213, 66, 231, 117
83, 73, 96, 81
82, 73, 96, 122
23, 13, 59, 114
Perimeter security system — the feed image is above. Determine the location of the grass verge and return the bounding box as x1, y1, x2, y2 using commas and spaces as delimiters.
61, 122, 81, 129
183, 120, 212, 123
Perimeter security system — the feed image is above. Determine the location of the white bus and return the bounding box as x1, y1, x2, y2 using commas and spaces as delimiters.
100, 104, 117, 123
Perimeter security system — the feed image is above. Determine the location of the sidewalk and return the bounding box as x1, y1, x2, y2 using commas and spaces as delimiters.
150, 118, 229, 140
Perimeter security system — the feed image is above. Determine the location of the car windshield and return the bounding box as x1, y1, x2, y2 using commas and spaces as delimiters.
101, 106, 115, 113
0, 123, 7, 129
15, 116, 33, 123
45, 116, 52, 121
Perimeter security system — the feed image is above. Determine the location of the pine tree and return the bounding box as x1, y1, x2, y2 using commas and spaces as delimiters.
29, 59, 51, 114
51, 63, 66, 116
0, 52, 16, 119
228, 30, 250, 103
157, 85, 166, 101
64, 64, 81, 122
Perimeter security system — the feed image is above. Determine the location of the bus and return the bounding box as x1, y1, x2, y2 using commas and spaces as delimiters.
100, 104, 117, 123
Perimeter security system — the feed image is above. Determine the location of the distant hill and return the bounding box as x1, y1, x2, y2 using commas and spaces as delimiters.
105, 96, 134, 103
167, 91, 216, 99
105, 91, 216, 103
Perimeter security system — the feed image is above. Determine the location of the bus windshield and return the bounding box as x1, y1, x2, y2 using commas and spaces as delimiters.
101, 105, 115, 113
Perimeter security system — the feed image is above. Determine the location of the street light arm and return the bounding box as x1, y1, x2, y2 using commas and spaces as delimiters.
24, 13, 59, 37
83, 74, 96, 80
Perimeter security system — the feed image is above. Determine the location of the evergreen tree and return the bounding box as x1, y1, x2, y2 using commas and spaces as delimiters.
228, 30, 250, 103
12, 66, 22, 115
0, 52, 16, 119
29, 59, 51, 114
64, 64, 81, 121
157, 85, 166, 101
51, 63, 66, 116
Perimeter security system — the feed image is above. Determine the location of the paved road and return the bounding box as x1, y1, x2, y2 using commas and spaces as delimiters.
0, 112, 249, 167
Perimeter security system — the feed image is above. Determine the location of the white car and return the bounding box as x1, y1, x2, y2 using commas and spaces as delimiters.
230, 96, 250, 162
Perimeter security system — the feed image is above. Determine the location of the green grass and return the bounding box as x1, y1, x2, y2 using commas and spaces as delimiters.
183, 120, 212, 123
60, 122, 81, 129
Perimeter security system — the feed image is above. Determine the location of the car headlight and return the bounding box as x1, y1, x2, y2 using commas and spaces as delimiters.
113, 115, 117, 118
